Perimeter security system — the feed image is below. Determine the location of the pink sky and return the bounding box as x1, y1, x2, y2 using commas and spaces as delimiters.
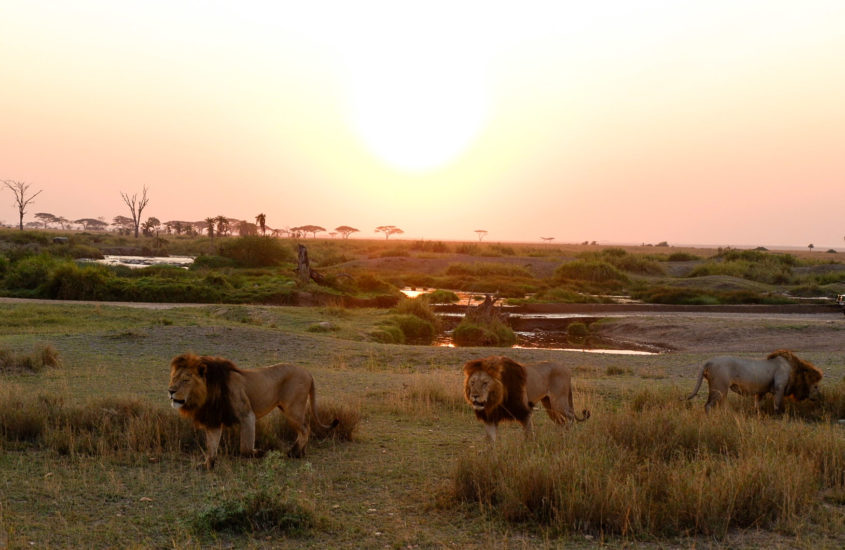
1, 1, 844, 248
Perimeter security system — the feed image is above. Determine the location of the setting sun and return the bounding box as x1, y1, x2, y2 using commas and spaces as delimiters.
340, 10, 490, 172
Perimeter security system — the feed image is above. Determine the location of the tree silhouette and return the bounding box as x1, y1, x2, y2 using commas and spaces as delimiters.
112, 215, 134, 235
294, 225, 325, 239
375, 225, 404, 239
335, 225, 359, 239
2, 180, 42, 230
75, 218, 108, 231
214, 215, 230, 237
202, 218, 216, 242
808, 243, 814, 252
540, 237, 555, 243
474, 229, 488, 242
255, 213, 267, 235
120, 185, 150, 238
142, 217, 161, 237
34, 212, 58, 229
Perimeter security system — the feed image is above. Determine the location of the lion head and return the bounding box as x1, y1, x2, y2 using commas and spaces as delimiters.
168, 353, 240, 428
463, 356, 530, 423
767, 349, 823, 401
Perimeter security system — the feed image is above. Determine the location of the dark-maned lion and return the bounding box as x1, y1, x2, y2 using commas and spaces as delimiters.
168, 353, 338, 469
463, 356, 589, 441
686, 349, 823, 413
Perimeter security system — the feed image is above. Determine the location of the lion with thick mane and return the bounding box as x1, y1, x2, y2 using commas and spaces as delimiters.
686, 349, 823, 413
463, 355, 589, 441
168, 353, 338, 469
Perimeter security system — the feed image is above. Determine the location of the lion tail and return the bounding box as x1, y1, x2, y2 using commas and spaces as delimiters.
686, 363, 708, 400
309, 380, 339, 431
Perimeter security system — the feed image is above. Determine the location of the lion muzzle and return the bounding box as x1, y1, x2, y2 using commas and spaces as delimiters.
470, 399, 486, 410
168, 390, 185, 409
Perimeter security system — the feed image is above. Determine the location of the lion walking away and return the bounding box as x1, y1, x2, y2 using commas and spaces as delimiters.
168, 353, 338, 469
686, 349, 823, 413
463, 355, 589, 442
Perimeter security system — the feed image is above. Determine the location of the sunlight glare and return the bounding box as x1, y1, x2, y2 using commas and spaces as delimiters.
341, 12, 490, 172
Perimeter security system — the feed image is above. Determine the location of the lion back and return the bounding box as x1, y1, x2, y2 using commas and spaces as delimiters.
192, 356, 241, 429
466, 356, 531, 425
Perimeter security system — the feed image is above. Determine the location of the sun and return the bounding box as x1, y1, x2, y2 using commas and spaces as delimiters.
341, 22, 490, 172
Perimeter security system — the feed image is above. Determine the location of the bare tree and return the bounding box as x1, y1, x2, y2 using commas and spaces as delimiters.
3, 180, 43, 230
375, 225, 404, 239
120, 185, 150, 238
474, 229, 488, 242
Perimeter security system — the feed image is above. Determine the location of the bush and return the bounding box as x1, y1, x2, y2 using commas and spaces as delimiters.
567, 322, 589, 338
191, 489, 314, 536
217, 236, 294, 267
395, 296, 440, 327
452, 317, 516, 347
0, 343, 61, 374
191, 254, 237, 269
554, 260, 629, 285
391, 314, 436, 345
3, 254, 56, 291
43, 262, 114, 300
425, 289, 459, 304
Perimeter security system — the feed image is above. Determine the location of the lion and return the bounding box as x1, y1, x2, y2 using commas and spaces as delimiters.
686, 349, 823, 413
168, 353, 338, 469
463, 355, 590, 442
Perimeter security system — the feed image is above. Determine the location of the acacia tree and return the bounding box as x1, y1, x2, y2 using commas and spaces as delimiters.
255, 213, 267, 235
214, 215, 230, 237
34, 212, 58, 229
142, 217, 161, 237
112, 215, 134, 234
335, 225, 359, 239
120, 185, 150, 238
3, 180, 43, 230
375, 225, 404, 239
474, 229, 488, 242
75, 218, 108, 231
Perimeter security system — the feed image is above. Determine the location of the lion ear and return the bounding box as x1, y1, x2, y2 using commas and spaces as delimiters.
197, 362, 207, 378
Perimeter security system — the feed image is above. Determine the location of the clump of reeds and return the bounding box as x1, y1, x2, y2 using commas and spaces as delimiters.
449, 386, 845, 539
0, 343, 61, 374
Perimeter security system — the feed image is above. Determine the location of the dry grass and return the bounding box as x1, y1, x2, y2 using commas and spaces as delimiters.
449, 387, 845, 539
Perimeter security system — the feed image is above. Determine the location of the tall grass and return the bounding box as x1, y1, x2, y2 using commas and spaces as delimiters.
0, 343, 61, 373
449, 388, 844, 538
0, 389, 359, 461
383, 371, 465, 417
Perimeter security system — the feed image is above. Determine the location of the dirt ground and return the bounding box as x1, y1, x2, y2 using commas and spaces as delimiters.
595, 311, 845, 353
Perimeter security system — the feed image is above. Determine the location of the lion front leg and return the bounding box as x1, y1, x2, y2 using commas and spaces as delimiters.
203, 426, 223, 470
239, 410, 261, 458
483, 422, 498, 443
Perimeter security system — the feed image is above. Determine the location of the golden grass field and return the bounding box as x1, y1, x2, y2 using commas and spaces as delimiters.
0, 299, 843, 549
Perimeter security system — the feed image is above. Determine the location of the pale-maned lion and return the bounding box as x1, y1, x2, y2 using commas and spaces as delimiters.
168, 353, 338, 469
463, 355, 590, 442
686, 349, 823, 413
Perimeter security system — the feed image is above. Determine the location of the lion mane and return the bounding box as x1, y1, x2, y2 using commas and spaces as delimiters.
463, 355, 589, 441
168, 353, 337, 469
686, 349, 823, 413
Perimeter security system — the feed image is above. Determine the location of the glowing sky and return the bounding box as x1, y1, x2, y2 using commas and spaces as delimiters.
2, 1, 844, 247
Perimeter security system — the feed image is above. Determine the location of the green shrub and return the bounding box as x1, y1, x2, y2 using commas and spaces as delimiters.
355, 273, 394, 293
391, 314, 436, 345
446, 262, 533, 278
191, 254, 237, 269
452, 317, 516, 347
43, 262, 114, 300
567, 322, 589, 338
667, 252, 701, 262
370, 323, 404, 344
395, 296, 440, 326
4, 254, 57, 291
554, 260, 629, 284
425, 289, 459, 303
218, 236, 294, 267
191, 489, 314, 536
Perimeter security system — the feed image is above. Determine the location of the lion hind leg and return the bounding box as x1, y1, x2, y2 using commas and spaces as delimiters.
541, 396, 568, 425
704, 390, 724, 413
280, 405, 310, 458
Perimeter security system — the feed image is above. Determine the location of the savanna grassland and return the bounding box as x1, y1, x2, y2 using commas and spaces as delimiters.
1, 232, 845, 548
0, 301, 843, 549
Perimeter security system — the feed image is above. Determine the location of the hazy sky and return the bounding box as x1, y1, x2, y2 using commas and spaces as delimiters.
2, 1, 844, 248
